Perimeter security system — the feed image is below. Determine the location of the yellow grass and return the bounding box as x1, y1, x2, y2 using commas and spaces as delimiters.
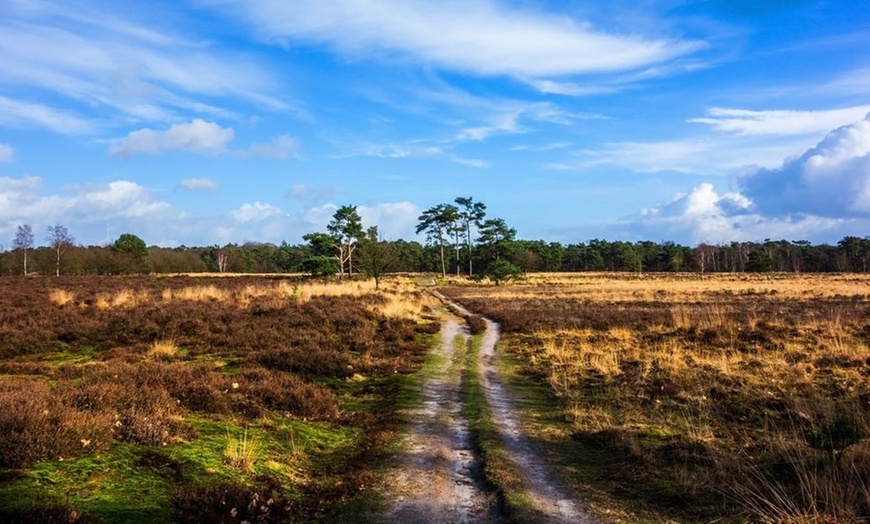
48, 289, 76, 307
148, 339, 180, 360
454, 272, 870, 303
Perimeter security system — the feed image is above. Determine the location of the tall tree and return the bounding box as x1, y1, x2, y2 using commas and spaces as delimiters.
416, 204, 457, 278
46, 224, 75, 276
112, 233, 149, 274
327, 205, 363, 278
478, 217, 516, 261
13, 224, 34, 275
358, 226, 396, 289
455, 197, 486, 277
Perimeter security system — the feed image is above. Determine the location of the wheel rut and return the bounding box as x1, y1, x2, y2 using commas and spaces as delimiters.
378, 296, 597, 523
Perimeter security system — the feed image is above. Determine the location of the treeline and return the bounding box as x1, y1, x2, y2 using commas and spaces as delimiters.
2, 234, 870, 276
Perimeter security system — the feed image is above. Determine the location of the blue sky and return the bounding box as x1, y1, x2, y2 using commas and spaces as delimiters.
1, 0, 869, 247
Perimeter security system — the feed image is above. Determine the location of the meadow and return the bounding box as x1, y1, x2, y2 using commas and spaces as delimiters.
443, 272, 870, 523
0, 275, 438, 523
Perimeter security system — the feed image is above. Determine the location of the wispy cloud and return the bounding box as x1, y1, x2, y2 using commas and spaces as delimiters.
689, 106, 870, 136
0, 1, 286, 131
0, 143, 14, 162
177, 178, 218, 191
214, 0, 703, 78
110, 119, 234, 157
245, 134, 301, 159
0, 95, 99, 135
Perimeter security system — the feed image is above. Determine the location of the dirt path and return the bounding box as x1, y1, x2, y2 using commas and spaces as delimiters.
378, 311, 498, 523
449, 296, 597, 524
479, 316, 596, 523
378, 297, 596, 523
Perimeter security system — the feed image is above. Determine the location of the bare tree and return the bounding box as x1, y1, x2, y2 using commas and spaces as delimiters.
13, 224, 34, 275
46, 224, 75, 276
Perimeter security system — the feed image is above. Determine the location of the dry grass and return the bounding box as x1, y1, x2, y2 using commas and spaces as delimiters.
443, 273, 870, 522
148, 339, 180, 360
48, 289, 76, 307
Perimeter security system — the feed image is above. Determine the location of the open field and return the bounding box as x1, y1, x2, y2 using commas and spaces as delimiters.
442, 272, 870, 523
0, 275, 439, 522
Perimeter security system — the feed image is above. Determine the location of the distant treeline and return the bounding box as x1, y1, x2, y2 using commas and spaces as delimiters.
2, 236, 869, 275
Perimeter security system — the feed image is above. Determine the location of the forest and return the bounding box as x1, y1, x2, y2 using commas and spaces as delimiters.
3, 201, 870, 277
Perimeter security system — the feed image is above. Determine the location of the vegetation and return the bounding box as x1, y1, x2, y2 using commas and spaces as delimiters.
442, 273, 870, 522
0, 275, 438, 522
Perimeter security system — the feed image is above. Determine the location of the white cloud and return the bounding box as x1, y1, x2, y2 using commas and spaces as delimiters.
0, 143, 14, 162
0, 95, 98, 135
178, 178, 218, 191
596, 115, 870, 244
615, 183, 843, 245
357, 202, 420, 240
0, 2, 285, 131
0, 175, 416, 248
738, 114, 870, 217
286, 184, 342, 201
216, 0, 702, 78
690, 106, 870, 136
450, 156, 491, 169
246, 134, 300, 159
231, 202, 283, 223
110, 119, 234, 157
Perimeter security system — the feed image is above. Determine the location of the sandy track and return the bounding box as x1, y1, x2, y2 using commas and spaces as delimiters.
379, 296, 596, 523
379, 312, 498, 523
449, 295, 597, 524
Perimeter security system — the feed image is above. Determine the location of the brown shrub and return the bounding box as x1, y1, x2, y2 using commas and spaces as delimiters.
170, 481, 293, 524
0, 378, 114, 468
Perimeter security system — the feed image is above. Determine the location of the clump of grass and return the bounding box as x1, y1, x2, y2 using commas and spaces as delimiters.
48, 289, 76, 307
224, 429, 260, 472
148, 339, 180, 360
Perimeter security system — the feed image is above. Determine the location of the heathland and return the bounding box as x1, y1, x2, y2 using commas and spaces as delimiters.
1, 272, 869, 523
442, 272, 870, 522
0, 275, 439, 522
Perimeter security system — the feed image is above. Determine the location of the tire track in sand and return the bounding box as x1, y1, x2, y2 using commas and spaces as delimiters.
451, 296, 597, 524
379, 311, 498, 523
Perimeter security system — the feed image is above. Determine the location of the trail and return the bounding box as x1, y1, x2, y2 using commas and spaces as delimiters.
451, 296, 597, 524
378, 296, 596, 523
378, 311, 497, 523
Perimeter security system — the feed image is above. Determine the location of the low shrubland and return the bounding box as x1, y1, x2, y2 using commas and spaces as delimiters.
0, 274, 437, 522
443, 273, 870, 522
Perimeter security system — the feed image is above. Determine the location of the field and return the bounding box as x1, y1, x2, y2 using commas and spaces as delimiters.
442, 273, 870, 522
0, 275, 439, 523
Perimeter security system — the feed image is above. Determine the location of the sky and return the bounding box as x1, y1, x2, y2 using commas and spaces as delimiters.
1, 0, 869, 248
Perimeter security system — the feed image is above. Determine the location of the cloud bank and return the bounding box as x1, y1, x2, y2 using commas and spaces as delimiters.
612, 114, 870, 244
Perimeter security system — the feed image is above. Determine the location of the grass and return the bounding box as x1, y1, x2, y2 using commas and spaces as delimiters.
442, 272, 870, 522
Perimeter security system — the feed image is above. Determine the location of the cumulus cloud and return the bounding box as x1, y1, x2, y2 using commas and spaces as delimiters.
246, 134, 300, 159
605, 115, 870, 244
738, 114, 870, 217
216, 0, 702, 78
177, 178, 218, 191
231, 202, 283, 223
0, 143, 14, 162
689, 106, 870, 136
110, 119, 234, 157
